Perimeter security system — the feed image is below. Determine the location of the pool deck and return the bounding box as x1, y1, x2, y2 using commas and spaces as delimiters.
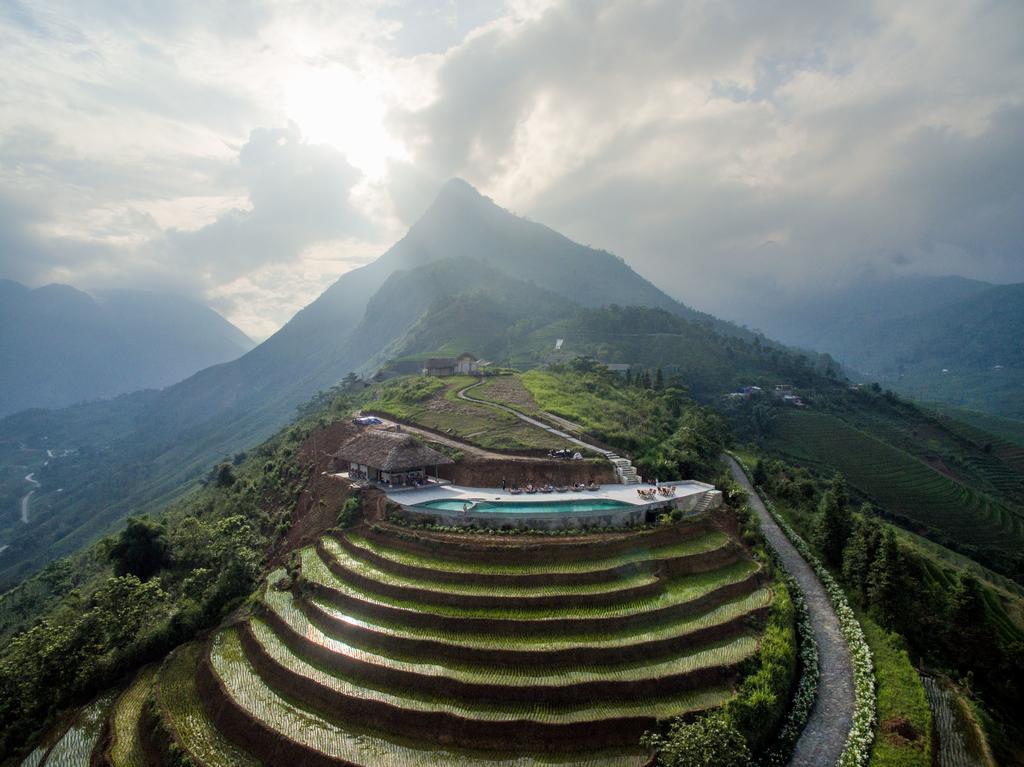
387, 479, 715, 511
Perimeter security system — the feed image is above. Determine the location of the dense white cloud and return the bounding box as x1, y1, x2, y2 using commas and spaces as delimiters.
1, 0, 1022, 337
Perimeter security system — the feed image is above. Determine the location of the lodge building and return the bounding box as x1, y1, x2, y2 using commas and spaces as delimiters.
332, 429, 453, 486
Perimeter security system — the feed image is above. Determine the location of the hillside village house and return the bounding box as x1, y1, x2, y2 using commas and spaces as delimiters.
423, 353, 479, 377
423, 358, 456, 376
332, 429, 453, 486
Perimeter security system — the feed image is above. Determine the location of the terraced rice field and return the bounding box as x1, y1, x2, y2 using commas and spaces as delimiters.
32, 519, 771, 765
156, 643, 262, 767
107, 666, 157, 767
922, 677, 988, 767
769, 411, 1024, 557
150, 520, 770, 764
27, 692, 116, 767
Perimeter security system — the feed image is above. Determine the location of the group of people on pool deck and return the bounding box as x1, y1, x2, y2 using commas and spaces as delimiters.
637, 485, 677, 500
503, 481, 600, 494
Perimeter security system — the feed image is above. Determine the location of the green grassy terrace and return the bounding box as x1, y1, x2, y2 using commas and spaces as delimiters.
344, 527, 731, 576
269, 578, 770, 650
768, 410, 1024, 556
106, 665, 156, 767
321, 537, 661, 597
207, 626, 655, 767
301, 545, 759, 621
156, 644, 261, 767
367, 375, 575, 452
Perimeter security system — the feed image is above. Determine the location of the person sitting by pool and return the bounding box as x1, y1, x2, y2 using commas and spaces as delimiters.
509, 485, 522, 495
587, 481, 599, 491
525, 483, 537, 494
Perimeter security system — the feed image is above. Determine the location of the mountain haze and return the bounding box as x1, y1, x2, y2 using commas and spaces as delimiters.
0, 179, 748, 584
0, 281, 253, 418
726, 274, 1024, 418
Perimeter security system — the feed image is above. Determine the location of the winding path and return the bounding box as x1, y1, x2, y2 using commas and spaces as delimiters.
20, 472, 40, 524
726, 455, 855, 767
366, 416, 551, 463
457, 378, 613, 457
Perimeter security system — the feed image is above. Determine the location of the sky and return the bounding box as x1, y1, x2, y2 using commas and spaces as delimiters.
1, 0, 1022, 340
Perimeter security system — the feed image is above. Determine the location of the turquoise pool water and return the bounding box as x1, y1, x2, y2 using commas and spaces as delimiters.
413, 498, 633, 514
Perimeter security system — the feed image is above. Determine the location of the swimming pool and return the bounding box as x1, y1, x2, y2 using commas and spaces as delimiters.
413, 498, 634, 514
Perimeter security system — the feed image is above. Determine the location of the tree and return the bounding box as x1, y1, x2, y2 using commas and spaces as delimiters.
868, 528, 906, 629
945, 573, 987, 663
752, 458, 768, 487
815, 477, 852, 567
108, 516, 170, 580
842, 511, 881, 603
642, 712, 750, 767
655, 367, 664, 390
214, 462, 237, 488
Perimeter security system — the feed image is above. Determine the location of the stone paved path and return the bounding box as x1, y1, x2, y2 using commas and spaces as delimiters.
727, 455, 855, 767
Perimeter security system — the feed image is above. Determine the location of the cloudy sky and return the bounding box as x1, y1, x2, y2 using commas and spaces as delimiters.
2, 0, 1022, 339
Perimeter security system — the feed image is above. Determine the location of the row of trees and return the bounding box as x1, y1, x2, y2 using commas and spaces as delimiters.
760, 458, 1024, 756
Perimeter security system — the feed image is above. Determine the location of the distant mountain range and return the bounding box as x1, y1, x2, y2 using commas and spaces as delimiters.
4, 179, 798, 584
728, 274, 1024, 418
0, 281, 253, 417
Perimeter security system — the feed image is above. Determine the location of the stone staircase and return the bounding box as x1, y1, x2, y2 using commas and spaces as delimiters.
693, 490, 722, 513
606, 454, 641, 485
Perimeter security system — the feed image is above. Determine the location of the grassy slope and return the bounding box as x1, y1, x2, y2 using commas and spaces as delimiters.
767, 410, 1024, 566
927, 405, 1024, 448
890, 368, 1024, 422
861, 616, 931, 767
369, 376, 573, 452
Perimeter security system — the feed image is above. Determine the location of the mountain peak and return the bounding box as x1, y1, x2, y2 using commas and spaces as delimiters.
438, 176, 484, 197
430, 177, 496, 214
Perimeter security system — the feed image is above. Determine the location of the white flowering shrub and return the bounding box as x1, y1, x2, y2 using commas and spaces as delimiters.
757, 490, 876, 767
753, 550, 819, 767
729, 454, 875, 767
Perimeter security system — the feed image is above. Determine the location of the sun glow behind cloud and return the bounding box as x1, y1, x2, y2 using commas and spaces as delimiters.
284, 67, 408, 180
1, 0, 1023, 340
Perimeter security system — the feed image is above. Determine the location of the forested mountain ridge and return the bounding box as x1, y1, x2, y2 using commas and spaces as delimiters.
0, 281, 253, 417
725, 274, 1024, 418
0, 180, 770, 586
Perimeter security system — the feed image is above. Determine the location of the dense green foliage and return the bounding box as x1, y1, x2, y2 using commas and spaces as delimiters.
758, 457, 1024, 763
522, 363, 728, 481
814, 478, 853, 568
756, 394, 1024, 581
726, 584, 797, 754
109, 516, 172, 580
0, 387, 360, 756
642, 711, 751, 767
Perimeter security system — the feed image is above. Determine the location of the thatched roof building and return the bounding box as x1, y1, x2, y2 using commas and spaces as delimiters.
333, 429, 453, 485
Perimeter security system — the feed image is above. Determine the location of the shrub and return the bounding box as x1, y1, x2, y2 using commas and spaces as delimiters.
643, 711, 751, 767
337, 495, 363, 528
